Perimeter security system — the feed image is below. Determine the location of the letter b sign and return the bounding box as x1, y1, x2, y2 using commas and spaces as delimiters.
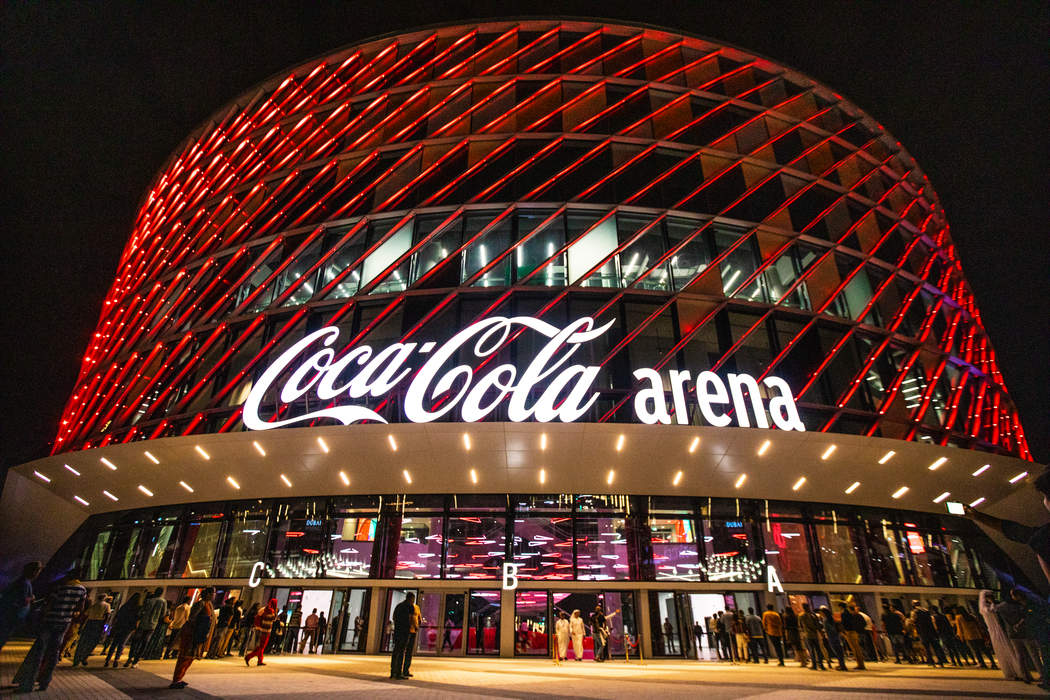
502, 563, 521, 590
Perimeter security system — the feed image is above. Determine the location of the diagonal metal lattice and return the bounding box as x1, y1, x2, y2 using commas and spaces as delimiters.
53, 20, 1031, 461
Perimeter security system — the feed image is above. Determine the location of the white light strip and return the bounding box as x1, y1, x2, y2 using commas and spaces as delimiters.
280, 473, 293, 487
339, 471, 350, 486
103, 490, 118, 501
179, 481, 194, 493
878, 450, 896, 465
757, 440, 771, 456
226, 476, 240, 489
463, 433, 471, 450
73, 495, 89, 506
403, 469, 412, 484
64, 464, 81, 476
792, 477, 806, 491
253, 441, 266, 457
1009, 471, 1028, 484
34, 471, 50, 483
607, 469, 615, 485
928, 457, 947, 471
845, 481, 860, 494
144, 451, 159, 465
821, 445, 837, 460
734, 474, 747, 489
100, 457, 117, 470
969, 497, 986, 507
672, 470, 683, 486
892, 486, 909, 499
317, 437, 329, 453
387, 435, 397, 451
470, 469, 478, 484
137, 485, 154, 497
616, 434, 625, 452
539, 468, 546, 484
195, 445, 210, 460
540, 433, 547, 450
933, 492, 950, 504
972, 464, 990, 477
688, 436, 700, 454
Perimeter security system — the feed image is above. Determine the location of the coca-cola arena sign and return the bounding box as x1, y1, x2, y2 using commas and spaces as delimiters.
242, 316, 805, 431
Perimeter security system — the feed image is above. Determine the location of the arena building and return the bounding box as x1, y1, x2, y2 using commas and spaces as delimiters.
1, 19, 1040, 660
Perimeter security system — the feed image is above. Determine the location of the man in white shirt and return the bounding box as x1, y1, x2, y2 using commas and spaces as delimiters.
165, 596, 192, 659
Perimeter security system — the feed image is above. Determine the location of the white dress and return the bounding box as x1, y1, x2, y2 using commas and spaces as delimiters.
979, 590, 1023, 680
569, 616, 585, 659
555, 618, 570, 659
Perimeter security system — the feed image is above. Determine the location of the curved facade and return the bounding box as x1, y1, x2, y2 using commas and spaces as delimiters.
4, 20, 1041, 661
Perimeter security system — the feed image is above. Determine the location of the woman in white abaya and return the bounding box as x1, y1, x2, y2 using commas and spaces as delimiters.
978, 589, 1023, 681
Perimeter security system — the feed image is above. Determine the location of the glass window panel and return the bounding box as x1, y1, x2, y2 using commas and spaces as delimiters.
518, 213, 567, 286
465, 218, 513, 287
813, 522, 864, 584
445, 516, 506, 580
237, 247, 283, 312
620, 227, 670, 289
84, 530, 111, 581
223, 506, 270, 578
277, 238, 323, 306
362, 222, 412, 291
568, 216, 618, 286
395, 516, 444, 579
905, 529, 953, 587
576, 517, 629, 581
177, 519, 223, 578
944, 535, 976, 588
321, 227, 367, 299
468, 590, 501, 655
765, 521, 813, 583
512, 516, 573, 580
142, 523, 178, 578
701, 517, 763, 583
651, 518, 701, 582
666, 218, 711, 291
269, 500, 327, 579
409, 215, 462, 285
328, 516, 377, 579
515, 591, 549, 656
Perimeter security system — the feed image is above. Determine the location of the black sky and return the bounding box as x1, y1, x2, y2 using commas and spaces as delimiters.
2, 1, 1047, 470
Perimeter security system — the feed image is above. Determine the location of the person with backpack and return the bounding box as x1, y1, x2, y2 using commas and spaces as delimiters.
169, 587, 213, 690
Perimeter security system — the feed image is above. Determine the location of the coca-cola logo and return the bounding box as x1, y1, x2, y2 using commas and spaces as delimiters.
241, 316, 805, 432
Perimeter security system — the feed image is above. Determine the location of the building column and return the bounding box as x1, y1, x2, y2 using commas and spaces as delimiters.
499, 586, 515, 658
365, 586, 385, 654
637, 588, 653, 660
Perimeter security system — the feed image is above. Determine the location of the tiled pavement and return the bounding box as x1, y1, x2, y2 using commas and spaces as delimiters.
1, 641, 1045, 699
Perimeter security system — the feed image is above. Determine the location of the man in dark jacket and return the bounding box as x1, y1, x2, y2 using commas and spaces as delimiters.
838, 603, 867, 670
0, 561, 41, 654
390, 593, 416, 680
881, 603, 910, 664
910, 601, 946, 667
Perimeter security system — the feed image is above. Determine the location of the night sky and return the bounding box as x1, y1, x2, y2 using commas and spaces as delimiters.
2, 2, 1046, 471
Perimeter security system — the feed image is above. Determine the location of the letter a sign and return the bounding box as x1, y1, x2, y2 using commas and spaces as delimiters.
766, 564, 784, 594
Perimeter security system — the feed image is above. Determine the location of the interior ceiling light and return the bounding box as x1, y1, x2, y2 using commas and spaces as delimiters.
179, 481, 194, 493
144, 451, 160, 465
933, 492, 950, 503
792, 477, 806, 491
226, 476, 240, 489
540, 433, 547, 450
137, 485, 154, 497
100, 457, 117, 471
1009, 471, 1028, 484
103, 490, 118, 501
317, 437, 329, 453
253, 441, 266, 456
821, 445, 837, 460
672, 470, 683, 486
403, 469, 412, 484
280, 473, 293, 487
64, 464, 80, 476
845, 481, 860, 494
388, 435, 397, 451
972, 465, 990, 477
339, 471, 350, 486
688, 436, 700, 454
607, 469, 615, 485
969, 497, 986, 507
928, 457, 947, 471
470, 468, 478, 484
195, 445, 210, 460
734, 474, 747, 489
73, 496, 89, 506
757, 440, 771, 456
892, 486, 909, 499
878, 450, 896, 464
33, 471, 50, 483
615, 434, 625, 452
539, 468, 546, 484
463, 433, 471, 450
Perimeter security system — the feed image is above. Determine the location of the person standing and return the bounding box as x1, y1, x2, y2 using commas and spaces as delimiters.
980, 590, 1023, 680
126, 587, 166, 667
285, 605, 303, 653
170, 587, 214, 690
244, 598, 278, 667
954, 606, 994, 669
300, 608, 319, 653
209, 596, 236, 658
838, 602, 867, 670
73, 593, 111, 666
692, 621, 704, 657
782, 607, 807, 666
910, 601, 947, 667
222, 600, 242, 656
762, 604, 785, 666
745, 608, 767, 663
819, 606, 848, 671
390, 592, 416, 679
593, 605, 608, 662
316, 612, 328, 653
0, 562, 42, 654
569, 610, 585, 661
17, 572, 87, 693
554, 611, 570, 661
798, 604, 826, 670
165, 596, 191, 659
105, 592, 141, 667
732, 611, 748, 662
881, 603, 910, 664
997, 587, 1046, 684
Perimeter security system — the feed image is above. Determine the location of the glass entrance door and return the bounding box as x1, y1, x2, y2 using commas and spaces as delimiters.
467, 590, 500, 655
415, 591, 443, 654
438, 593, 465, 655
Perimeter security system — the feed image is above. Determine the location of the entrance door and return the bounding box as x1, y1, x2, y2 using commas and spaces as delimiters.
467, 590, 500, 655
687, 593, 725, 660
414, 591, 443, 654
552, 592, 599, 660
438, 593, 465, 655
336, 588, 370, 652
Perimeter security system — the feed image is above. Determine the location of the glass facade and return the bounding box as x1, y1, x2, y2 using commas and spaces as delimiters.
66, 494, 1005, 590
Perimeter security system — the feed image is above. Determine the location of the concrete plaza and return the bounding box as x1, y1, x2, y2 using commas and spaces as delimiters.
1, 641, 1045, 699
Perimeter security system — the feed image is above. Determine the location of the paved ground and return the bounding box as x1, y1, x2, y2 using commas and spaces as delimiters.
1, 641, 1046, 699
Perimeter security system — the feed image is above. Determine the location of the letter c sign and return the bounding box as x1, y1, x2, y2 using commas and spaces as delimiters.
249, 561, 266, 588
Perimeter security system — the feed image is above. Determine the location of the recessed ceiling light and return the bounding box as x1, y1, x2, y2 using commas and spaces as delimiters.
607, 469, 615, 485
387, 435, 397, 451
539, 468, 546, 484
280, 473, 292, 487
195, 445, 210, 460
226, 476, 240, 489
463, 433, 471, 450
73, 495, 90, 506
821, 445, 837, 460
144, 451, 159, 465
100, 457, 117, 470
179, 481, 194, 493
253, 441, 266, 456
792, 477, 806, 491
317, 437, 329, 454
540, 433, 547, 450
616, 434, 625, 452
137, 485, 154, 497
34, 471, 51, 483
757, 440, 771, 456
892, 486, 909, 499
878, 450, 896, 464
969, 497, 986, 507
845, 481, 860, 494
64, 464, 81, 476
470, 468, 478, 484
972, 464, 990, 477
933, 492, 950, 503
688, 436, 700, 454
672, 470, 683, 486
928, 457, 947, 471
103, 490, 118, 501
339, 471, 350, 486
735, 474, 747, 489
1009, 471, 1028, 484
403, 469, 412, 484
